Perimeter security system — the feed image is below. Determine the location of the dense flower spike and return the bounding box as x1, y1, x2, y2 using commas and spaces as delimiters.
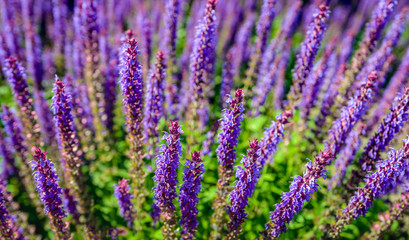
286, 3, 330, 110
3, 57, 43, 151
264, 72, 376, 239
330, 137, 409, 238
153, 121, 182, 239
227, 139, 260, 239
259, 110, 292, 168
52, 75, 83, 176
0, 128, 17, 180
0, 180, 25, 240
144, 51, 166, 147
80, 0, 106, 141
344, 87, 409, 193
336, 0, 396, 102
244, 0, 276, 89
114, 179, 135, 228
212, 89, 245, 237
62, 189, 80, 223
179, 151, 205, 239
220, 50, 235, 105
119, 30, 147, 212
189, 0, 217, 128
31, 148, 70, 239
364, 191, 409, 240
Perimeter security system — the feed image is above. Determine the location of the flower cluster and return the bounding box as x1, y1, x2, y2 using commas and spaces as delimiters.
227, 139, 260, 239
0, 180, 25, 240
179, 151, 204, 239
114, 179, 135, 228
330, 137, 409, 237
31, 148, 70, 239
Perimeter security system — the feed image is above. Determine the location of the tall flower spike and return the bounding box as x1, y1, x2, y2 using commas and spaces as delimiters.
52, 75, 92, 223
258, 110, 293, 168
119, 30, 147, 213
330, 137, 409, 238
0, 128, 17, 180
244, 0, 276, 90
144, 51, 166, 149
346, 87, 409, 193
286, 3, 330, 110
31, 148, 70, 239
3, 57, 43, 151
153, 121, 182, 239
227, 139, 261, 239
263, 72, 376, 239
364, 191, 409, 240
336, 0, 396, 104
0, 180, 25, 240
211, 89, 244, 238
81, 0, 106, 142
189, 0, 217, 128
52, 75, 83, 177
179, 151, 205, 239
220, 50, 235, 106
114, 179, 135, 228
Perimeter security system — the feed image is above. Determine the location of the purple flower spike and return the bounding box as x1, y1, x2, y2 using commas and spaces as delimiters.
52, 75, 83, 176
114, 179, 135, 228
259, 110, 293, 168
144, 51, 166, 146
189, 0, 217, 128
0, 180, 25, 240
287, 3, 330, 109
245, 0, 276, 86
150, 202, 161, 228
180, 151, 204, 239
3, 57, 43, 151
227, 139, 260, 239
119, 30, 144, 140
338, 0, 396, 100
212, 89, 245, 237
164, 0, 180, 65
220, 50, 235, 106
119, 30, 147, 212
153, 121, 182, 239
264, 72, 376, 239
217, 89, 245, 170
330, 137, 409, 238
345, 87, 409, 192
31, 148, 70, 239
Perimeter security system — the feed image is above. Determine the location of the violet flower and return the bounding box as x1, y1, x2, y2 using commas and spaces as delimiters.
63, 189, 80, 223
220, 49, 235, 106
337, 0, 396, 100
31, 148, 70, 239
153, 121, 182, 239
144, 51, 166, 147
330, 137, 409, 238
80, 0, 106, 140
212, 89, 244, 238
189, 0, 217, 128
52, 0, 68, 58
300, 37, 337, 121
371, 47, 409, 128
150, 202, 161, 228
3, 57, 43, 151
179, 151, 205, 239
114, 179, 135, 228
119, 30, 146, 211
264, 72, 376, 239
0, 180, 25, 240
164, 0, 180, 65
227, 139, 260, 239
0, 128, 17, 180
286, 2, 330, 109
244, 0, 276, 86
258, 110, 293, 168
52, 75, 83, 177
